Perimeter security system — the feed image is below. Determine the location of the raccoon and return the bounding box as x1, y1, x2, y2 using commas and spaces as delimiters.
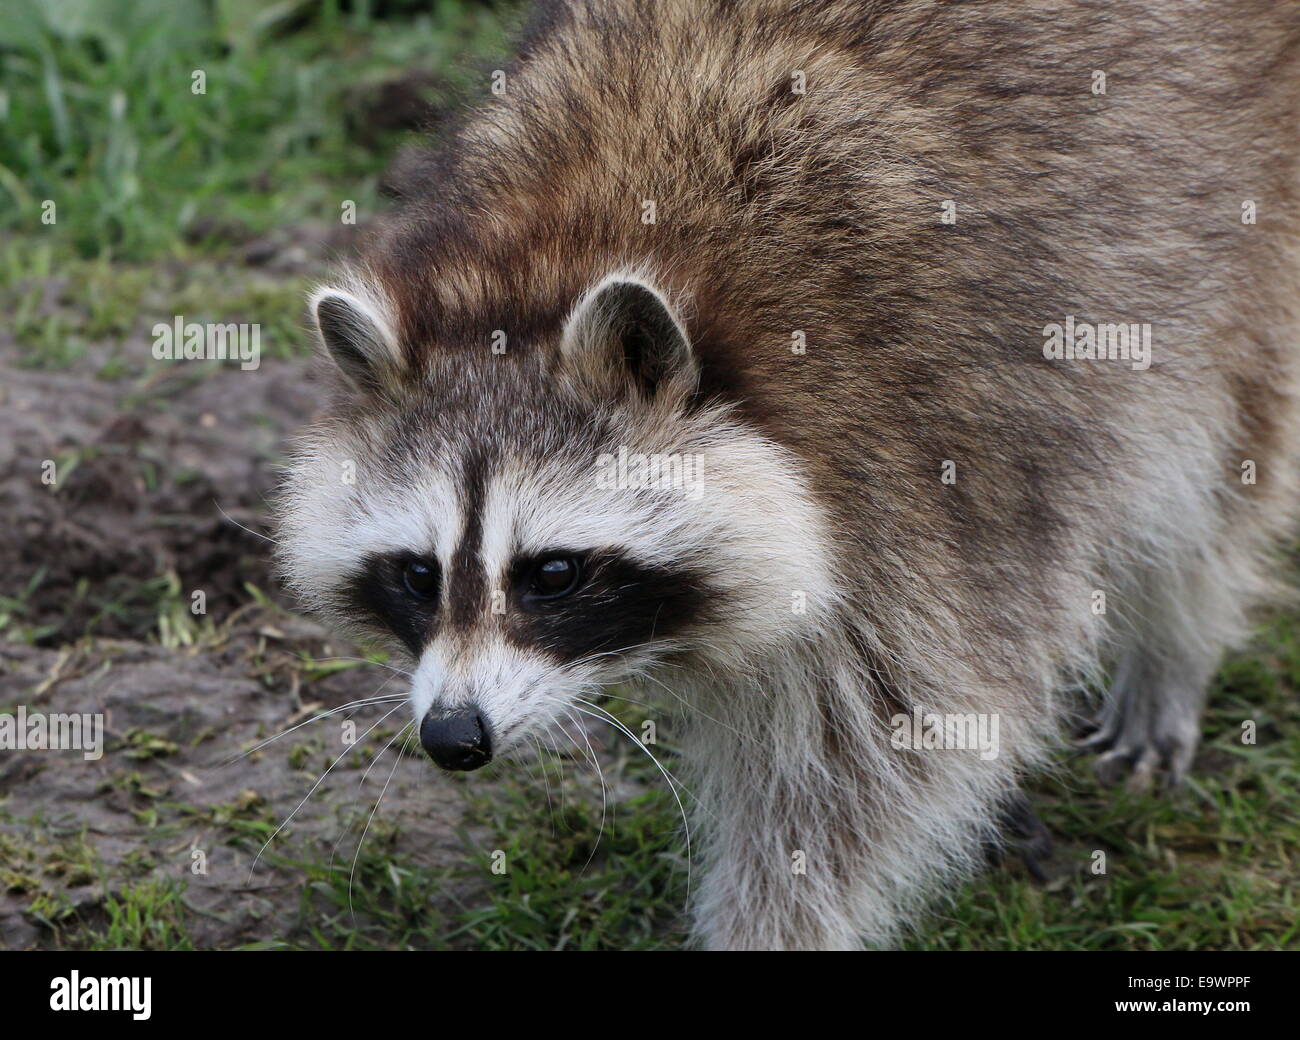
275, 0, 1300, 949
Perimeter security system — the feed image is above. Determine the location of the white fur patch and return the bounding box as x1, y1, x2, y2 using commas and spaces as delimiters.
276, 436, 461, 609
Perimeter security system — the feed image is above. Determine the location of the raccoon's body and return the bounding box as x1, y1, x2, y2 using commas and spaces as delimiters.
277, 0, 1300, 949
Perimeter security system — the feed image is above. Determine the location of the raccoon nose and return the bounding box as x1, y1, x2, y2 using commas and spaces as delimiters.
419, 709, 491, 771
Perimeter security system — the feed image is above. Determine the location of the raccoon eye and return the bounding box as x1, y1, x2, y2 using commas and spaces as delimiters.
530, 556, 581, 599
401, 559, 439, 601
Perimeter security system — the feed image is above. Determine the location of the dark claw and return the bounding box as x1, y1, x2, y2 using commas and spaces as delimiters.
988, 789, 1054, 883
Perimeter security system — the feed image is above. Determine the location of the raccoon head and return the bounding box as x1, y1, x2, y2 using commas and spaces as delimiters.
276, 271, 834, 771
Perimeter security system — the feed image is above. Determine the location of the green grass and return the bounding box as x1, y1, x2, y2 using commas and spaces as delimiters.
900, 606, 1300, 951
0, 0, 512, 263
251, 703, 691, 952
0, 0, 517, 369
82, 878, 196, 950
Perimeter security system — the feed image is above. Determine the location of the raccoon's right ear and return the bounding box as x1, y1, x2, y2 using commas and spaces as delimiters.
309, 286, 402, 392
561, 277, 697, 399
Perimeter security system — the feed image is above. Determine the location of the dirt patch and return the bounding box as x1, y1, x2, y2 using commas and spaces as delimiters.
0, 343, 320, 642
0, 618, 480, 949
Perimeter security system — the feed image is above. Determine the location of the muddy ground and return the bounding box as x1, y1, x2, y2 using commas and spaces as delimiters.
0, 238, 616, 950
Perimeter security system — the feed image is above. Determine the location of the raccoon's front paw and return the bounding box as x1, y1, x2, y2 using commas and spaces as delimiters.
1076, 701, 1201, 792
988, 790, 1054, 882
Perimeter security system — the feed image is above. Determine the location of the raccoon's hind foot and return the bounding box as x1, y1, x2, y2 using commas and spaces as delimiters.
1078, 552, 1254, 791
1081, 729, 1199, 791
1075, 662, 1206, 793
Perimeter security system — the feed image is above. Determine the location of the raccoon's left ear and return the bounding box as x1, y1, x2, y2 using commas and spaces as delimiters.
309, 284, 403, 393
561, 277, 697, 398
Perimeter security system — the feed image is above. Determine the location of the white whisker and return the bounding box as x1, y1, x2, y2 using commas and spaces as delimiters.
220, 685, 406, 766
558, 707, 608, 874
349, 722, 415, 918
572, 697, 692, 898
248, 700, 406, 882
214, 499, 277, 544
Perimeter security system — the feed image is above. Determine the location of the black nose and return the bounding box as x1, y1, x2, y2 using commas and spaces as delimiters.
419, 709, 491, 771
